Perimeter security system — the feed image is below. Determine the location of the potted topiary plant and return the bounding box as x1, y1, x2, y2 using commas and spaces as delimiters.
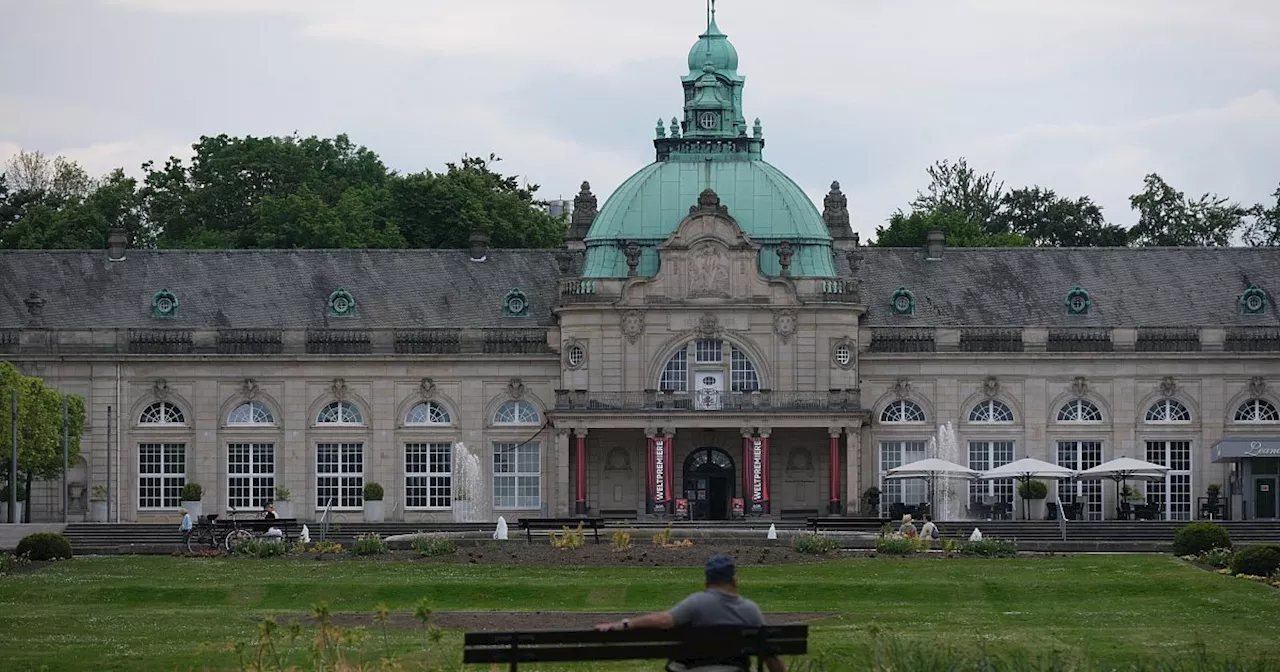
363, 482, 385, 523
90, 485, 108, 522
273, 486, 293, 519
1017, 479, 1049, 520
180, 482, 204, 518
1, 481, 27, 524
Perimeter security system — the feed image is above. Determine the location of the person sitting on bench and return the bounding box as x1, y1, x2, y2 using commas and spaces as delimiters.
262, 504, 284, 539
595, 555, 785, 672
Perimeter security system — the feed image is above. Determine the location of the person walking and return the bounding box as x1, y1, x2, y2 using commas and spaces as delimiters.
595, 554, 785, 672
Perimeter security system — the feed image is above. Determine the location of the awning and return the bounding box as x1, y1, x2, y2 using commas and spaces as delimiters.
1212, 437, 1280, 462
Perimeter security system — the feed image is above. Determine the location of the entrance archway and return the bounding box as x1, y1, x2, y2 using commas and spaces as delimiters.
684, 447, 735, 521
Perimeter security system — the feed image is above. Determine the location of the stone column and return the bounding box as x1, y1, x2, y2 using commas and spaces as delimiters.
574, 429, 587, 515
828, 427, 842, 515
846, 430, 862, 515
554, 429, 570, 517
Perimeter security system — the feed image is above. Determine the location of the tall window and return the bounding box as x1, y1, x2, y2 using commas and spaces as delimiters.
878, 440, 927, 513
228, 443, 275, 509
660, 349, 688, 392
969, 400, 1014, 423
317, 401, 363, 425
880, 400, 926, 423
695, 339, 723, 363
494, 400, 539, 425
316, 443, 363, 509
1235, 399, 1280, 423
1146, 399, 1191, 423
139, 402, 185, 425
228, 401, 274, 425
1056, 399, 1103, 422
493, 442, 540, 509
1146, 440, 1192, 521
730, 349, 760, 392
406, 401, 451, 425
138, 443, 185, 509
1057, 441, 1104, 520
406, 443, 453, 509
968, 441, 1015, 504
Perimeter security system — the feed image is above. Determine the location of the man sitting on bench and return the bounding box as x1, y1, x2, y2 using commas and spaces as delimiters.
595, 555, 785, 672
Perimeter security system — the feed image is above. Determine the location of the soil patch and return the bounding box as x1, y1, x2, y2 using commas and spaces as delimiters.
309, 542, 829, 567
282, 611, 836, 630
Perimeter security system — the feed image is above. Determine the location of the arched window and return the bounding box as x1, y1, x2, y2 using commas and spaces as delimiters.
1057, 398, 1103, 422
316, 401, 363, 425
1145, 399, 1191, 423
494, 400, 540, 425
969, 399, 1014, 423
139, 401, 185, 425
657, 340, 761, 393
880, 400, 926, 423
407, 401, 451, 425
1235, 398, 1280, 423
228, 401, 274, 425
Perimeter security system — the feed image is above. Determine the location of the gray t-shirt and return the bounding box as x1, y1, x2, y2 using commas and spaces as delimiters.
668, 589, 766, 669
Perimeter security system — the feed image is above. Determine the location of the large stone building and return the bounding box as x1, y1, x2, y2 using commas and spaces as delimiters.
3, 11, 1279, 524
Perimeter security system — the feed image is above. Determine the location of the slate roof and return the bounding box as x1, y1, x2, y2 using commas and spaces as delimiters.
1, 249, 571, 329
849, 247, 1280, 327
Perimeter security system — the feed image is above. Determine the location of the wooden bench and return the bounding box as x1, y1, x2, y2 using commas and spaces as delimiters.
806, 516, 889, 533
223, 517, 303, 542
516, 517, 604, 544
464, 624, 808, 672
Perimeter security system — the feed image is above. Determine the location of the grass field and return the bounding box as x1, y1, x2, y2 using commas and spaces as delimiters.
1, 554, 1278, 671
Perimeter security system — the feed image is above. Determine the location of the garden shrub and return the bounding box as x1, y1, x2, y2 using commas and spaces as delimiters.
1191, 547, 1234, 569
310, 540, 344, 554
793, 533, 840, 555
15, 532, 73, 561
362, 482, 384, 501
1173, 522, 1232, 556
0, 552, 31, 574
959, 539, 1018, 558
875, 536, 918, 555
1016, 479, 1048, 500
179, 482, 203, 502
1229, 544, 1280, 577
352, 533, 388, 555
231, 537, 291, 558
610, 530, 632, 551
413, 535, 457, 557
550, 523, 586, 550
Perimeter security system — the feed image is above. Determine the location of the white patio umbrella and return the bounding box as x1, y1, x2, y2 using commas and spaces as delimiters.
887, 459, 979, 519
979, 458, 1078, 520
1080, 457, 1169, 519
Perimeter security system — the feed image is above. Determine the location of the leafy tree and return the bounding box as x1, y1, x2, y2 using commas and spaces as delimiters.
2, 150, 96, 199
0, 170, 147, 250
1242, 184, 1280, 247
873, 209, 1028, 248
908, 158, 1005, 233
0, 362, 85, 523
1128, 173, 1248, 247
995, 187, 1130, 247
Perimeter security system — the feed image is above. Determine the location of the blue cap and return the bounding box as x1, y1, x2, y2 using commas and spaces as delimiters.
705, 554, 736, 584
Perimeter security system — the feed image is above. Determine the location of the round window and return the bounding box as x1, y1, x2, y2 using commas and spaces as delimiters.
835, 344, 852, 366
333, 297, 350, 313
894, 295, 911, 312
567, 345, 585, 367
507, 296, 527, 314
1246, 294, 1264, 311
702, 376, 717, 386
1069, 296, 1086, 312
156, 297, 173, 313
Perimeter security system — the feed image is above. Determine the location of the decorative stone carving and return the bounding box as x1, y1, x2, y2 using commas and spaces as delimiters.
1070, 376, 1088, 397
776, 241, 793, 276
241, 378, 259, 400
773, 309, 797, 343
418, 378, 437, 400
689, 188, 729, 216
1249, 376, 1267, 397
983, 377, 1000, 398
623, 240, 642, 276
604, 447, 631, 472
823, 181, 851, 236
507, 377, 526, 399
689, 242, 730, 297
893, 378, 911, 399
846, 249, 863, 274
1160, 376, 1178, 398
696, 313, 721, 338
153, 379, 171, 400
330, 378, 348, 401
621, 310, 645, 343
24, 292, 45, 326
785, 447, 815, 473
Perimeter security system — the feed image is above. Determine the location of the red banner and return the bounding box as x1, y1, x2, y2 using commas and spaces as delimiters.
650, 434, 671, 513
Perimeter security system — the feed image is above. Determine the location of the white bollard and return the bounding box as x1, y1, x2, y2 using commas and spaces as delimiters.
494, 516, 509, 540
969, 528, 983, 542
767, 523, 778, 540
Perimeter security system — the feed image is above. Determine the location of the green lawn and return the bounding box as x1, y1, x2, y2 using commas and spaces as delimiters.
0, 554, 1277, 671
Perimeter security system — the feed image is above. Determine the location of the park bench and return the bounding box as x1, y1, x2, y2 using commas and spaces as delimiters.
225, 517, 303, 542
806, 516, 889, 533
463, 624, 808, 672
516, 517, 603, 544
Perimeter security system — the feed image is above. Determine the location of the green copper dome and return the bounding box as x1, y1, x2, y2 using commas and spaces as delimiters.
687, 16, 738, 74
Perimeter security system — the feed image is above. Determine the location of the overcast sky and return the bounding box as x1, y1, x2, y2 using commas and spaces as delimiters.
2, 0, 1278, 242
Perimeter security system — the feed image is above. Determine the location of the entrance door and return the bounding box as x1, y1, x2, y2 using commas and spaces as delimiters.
684, 447, 734, 520
695, 372, 725, 410
1256, 477, 1277, 519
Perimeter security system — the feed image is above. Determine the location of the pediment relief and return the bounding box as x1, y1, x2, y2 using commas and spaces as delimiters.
617, 192, 799, 307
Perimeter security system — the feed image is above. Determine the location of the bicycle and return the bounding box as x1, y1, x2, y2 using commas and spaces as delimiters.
222, 507, 255, 551
184, 513, 221, 553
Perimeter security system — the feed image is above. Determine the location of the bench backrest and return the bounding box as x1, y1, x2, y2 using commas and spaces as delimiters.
464, 624, 807, 668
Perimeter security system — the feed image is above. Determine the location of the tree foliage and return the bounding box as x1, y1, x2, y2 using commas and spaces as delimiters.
1128, 173, 1249, 247
1242, 184, 1280, 247
0, 362, 86, 522
994, 187, 1129, 247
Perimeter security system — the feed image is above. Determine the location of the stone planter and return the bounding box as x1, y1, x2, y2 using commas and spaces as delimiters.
1, 502, 25, 523
182, 500, 203, 518
1020, 498, 1046, 520
91, 501, 108, 522
363, 500, 385, 523
273, 501, 294, 519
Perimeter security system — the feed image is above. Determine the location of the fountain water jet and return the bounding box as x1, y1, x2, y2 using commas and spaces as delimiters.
452, 443, 491, 523
929, 422, 967, 521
